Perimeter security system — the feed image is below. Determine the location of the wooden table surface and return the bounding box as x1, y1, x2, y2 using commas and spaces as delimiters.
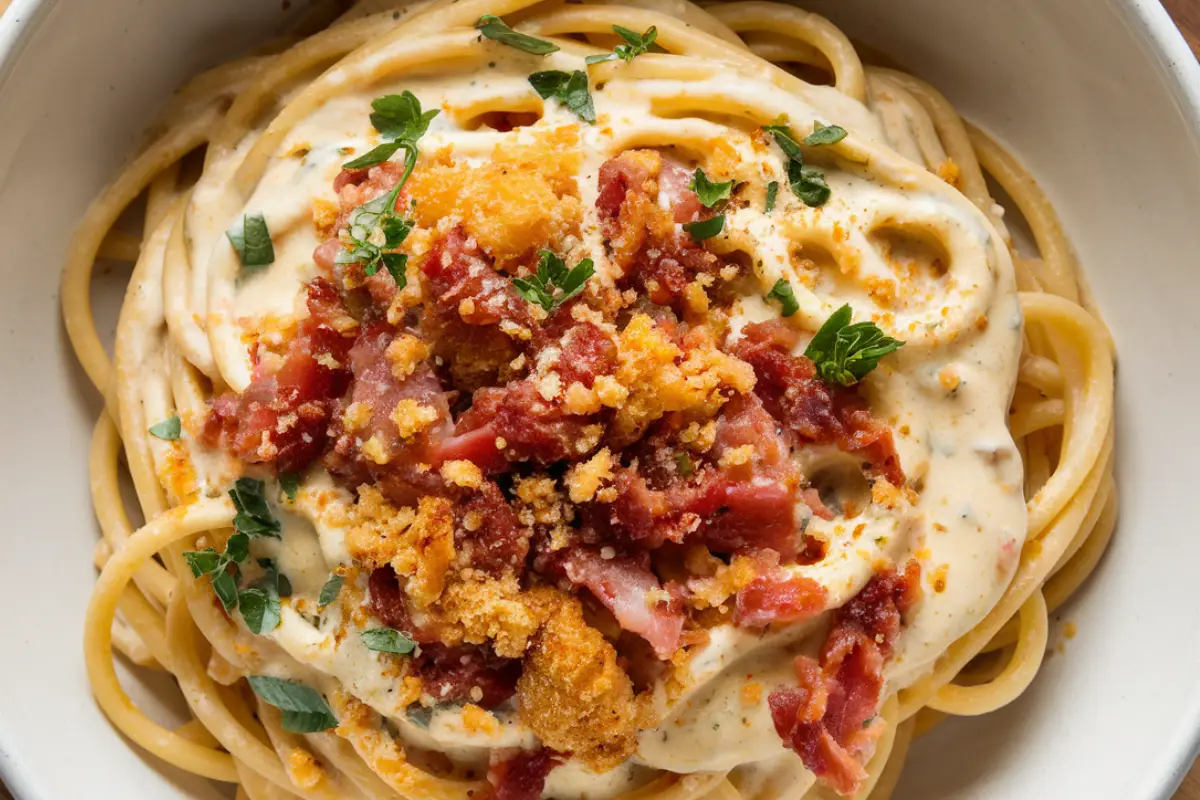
1, 1, 1198, 799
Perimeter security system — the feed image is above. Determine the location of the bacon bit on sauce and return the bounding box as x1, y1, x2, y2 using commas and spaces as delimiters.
487, 747, 562, 800
735, 569, 827, 628
768, 561, 922, 796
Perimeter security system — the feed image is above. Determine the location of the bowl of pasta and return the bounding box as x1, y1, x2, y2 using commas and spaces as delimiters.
0, 0, 1197, 798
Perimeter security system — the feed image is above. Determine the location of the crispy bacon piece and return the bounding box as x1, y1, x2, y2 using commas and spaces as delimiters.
420, 226, 536, 390
735, 569, 827, 628
205, 279, 354, 474
414, 642, 522, 709
559, 546, 686, 659
367, 566, 439, 644
769, 562, 922, 796
588, 394, 802, 556
596, 150, 734, 308
323, 325, 452, 506
455, 480, 532, 576
735, 321, 905, 486
487, 748, 562, 800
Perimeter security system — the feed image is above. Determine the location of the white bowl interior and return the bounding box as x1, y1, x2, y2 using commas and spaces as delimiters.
0, 1, 1198, 798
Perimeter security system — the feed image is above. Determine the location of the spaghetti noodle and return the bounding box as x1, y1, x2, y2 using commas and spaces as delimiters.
64, 1, 1116, 798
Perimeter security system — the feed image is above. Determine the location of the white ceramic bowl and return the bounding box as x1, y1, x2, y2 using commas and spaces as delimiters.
1, 1, 1198, 798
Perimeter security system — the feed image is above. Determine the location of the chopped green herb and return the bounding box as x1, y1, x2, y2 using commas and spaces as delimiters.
211, 569, 240, 613
804, 122, 847, 146
689, 168, 733, 209
368, 91, 439, 142
803, 304, 904, 386
183, 549, 222, 578
765, 180, 779, 213
247, 676, 338, 733
318, 574, 344, 607
238, 586, 280, 635
528, 70, 595, 123
224, 532, 250, 564
229, 477, 281, 539
257, 557, 293, 598
512, 249, 594, 314
675, 451, 695, 478
279, 473, 300, 501
682, 214, 725, 242
765, 278, 799, 317
226, 213, 275, 270
148, 416, 182, 441
408, 706, 434, 728
585, 24, 663, 64
183, 531, 250, 613
763, 119, 833, 207
476, 14, 559, 55
361, 627, 417, 655
336, 182, 412, 283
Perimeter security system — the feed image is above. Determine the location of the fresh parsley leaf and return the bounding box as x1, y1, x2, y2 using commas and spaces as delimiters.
803, 304, 904, 386
224, 532, 250, 564
528, 70, 595, 123
211, 569, 240, 612
361, 627, 417, 655
229, 477, 281, 539
183, 549, 222, 578
675, 451, 694, 478
318, 574, 344, 607
342, 139, 409, 171
476, 14, 559, 55
804, 122, 847, 146
765, 180, 779, 213
246, 676, 338, 733
279, 473, 300, 501
682, 214, 725, 242
787, 159, 831, 207
764, 119, 833, 207
336, 183, 413, 282
238, 586, 280, 635
689, 168, 733, 209
765, 278, 799, 317
226, 213, 275, 270
257, 557, 292, 598
408, 706, 433, 729
512, 250, 594, 314
368, 91, 439, 142
585, 24, 662, 64
148, 416, 182, 441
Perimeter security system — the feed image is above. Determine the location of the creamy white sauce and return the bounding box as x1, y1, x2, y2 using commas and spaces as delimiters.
175, 41, 1025, 798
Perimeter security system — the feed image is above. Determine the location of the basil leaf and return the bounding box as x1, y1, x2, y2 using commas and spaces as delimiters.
788, 160, 831, 207
512, 250, 594, 314
528, 70, 595, 123
689, 168, 733, 209
765, 181, 779, 213
229, 477, 281, 539
247, 676, 338, 733
368, 91, 439, 142
682, 215, 725, 242
804, 122, 847, 146
476, 14, 559, 55
803, 304, 904, 386
318, 574, 344, 607
239, 586, 280, 635
765, 279, 800, 318
279, 473, 300, 501
211, 568, 240, 612
226, 213, 275, 270
362, 627, 417, 655
183, 549, 222, 577
148, 416, 181, 441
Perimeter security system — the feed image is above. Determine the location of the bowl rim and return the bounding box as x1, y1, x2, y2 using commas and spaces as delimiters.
1, 0, 1199, 798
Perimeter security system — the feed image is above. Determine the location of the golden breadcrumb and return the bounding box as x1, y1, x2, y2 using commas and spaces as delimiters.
345, 489, 454, 608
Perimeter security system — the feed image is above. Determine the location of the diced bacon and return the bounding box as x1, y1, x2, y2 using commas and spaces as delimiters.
768, 563, 921, 796
323, 325, 452, 506
312, 238, 344, 272
487, 748, 562, 800
367, 566, 439, 644
455, 480, 532, 576
559, 547, 686, 659
554, 322, 618, 389
735, 570, 827, 628
420, 226, 537, 390
590, 394, 802, 556
595, 150, 738, 309
414, 643, 521, 709
205, 279, 354, 474
735, 321, 905, 486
